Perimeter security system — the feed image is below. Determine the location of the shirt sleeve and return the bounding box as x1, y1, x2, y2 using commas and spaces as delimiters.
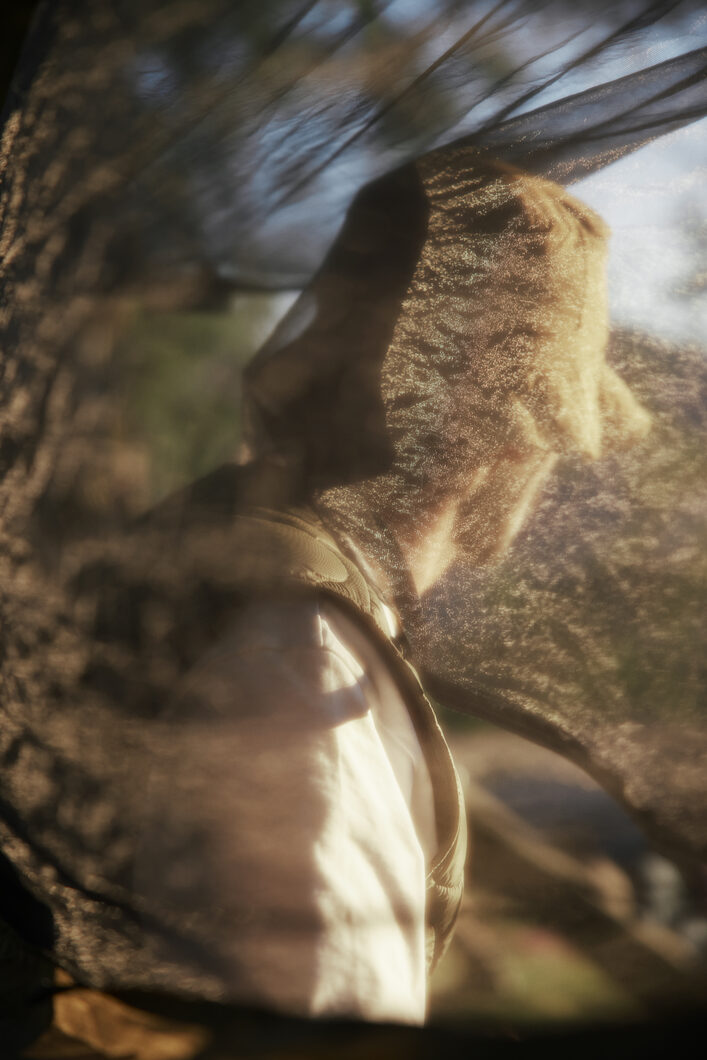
132, 598, 428, 1024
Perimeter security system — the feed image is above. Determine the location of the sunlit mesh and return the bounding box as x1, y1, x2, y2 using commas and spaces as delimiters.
245, 150, 652, 509
0, 0, 705, 1004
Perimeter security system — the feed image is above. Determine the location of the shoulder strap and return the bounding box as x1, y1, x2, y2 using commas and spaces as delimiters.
229, 506, 393, 633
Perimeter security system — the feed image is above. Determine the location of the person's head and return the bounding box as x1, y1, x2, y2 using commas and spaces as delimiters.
242, 148, 650, 592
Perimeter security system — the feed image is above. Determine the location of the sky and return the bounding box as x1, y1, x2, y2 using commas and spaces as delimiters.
545, 12, 706, 348
576, 118, 706, 347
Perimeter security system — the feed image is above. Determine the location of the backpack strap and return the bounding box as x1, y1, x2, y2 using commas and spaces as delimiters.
227, 506, 392, 630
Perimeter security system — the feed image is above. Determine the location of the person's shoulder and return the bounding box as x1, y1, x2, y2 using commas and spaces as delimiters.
226, 595, 326, 656
174, 595, 371, 725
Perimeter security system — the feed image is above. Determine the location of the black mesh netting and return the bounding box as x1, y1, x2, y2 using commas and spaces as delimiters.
0, 0, 706, 1007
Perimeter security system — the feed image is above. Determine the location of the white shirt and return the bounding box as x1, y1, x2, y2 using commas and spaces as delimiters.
135, 595, 436, 1024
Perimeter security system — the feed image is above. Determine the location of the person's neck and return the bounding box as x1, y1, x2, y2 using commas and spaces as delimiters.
394, 502, 459, 595
309, 485, 421, 614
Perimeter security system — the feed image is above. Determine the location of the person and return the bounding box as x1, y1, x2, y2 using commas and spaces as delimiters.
124, 149, 651, 1028
6, 151, 652, 1055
